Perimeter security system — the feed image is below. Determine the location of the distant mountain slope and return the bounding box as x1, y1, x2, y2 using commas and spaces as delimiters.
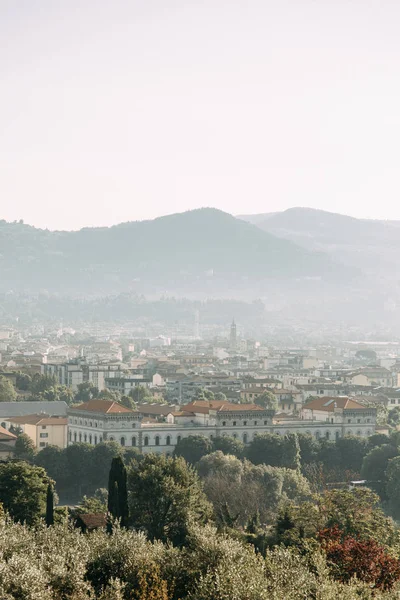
0, 208, 346, 294
240, 207, 400, 276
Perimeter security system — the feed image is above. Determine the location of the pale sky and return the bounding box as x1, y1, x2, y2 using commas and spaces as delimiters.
2, 0, 400, 230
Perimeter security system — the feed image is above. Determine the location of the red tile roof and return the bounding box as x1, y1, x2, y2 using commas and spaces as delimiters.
303, 397, 366, 411
182, 400, 265, 414
0, 425, 16, 442
72, 400, 134, 414
7, 414, 68, 426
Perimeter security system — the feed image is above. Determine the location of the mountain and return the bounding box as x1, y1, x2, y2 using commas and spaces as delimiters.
239, 207, 400, 276
0, 208, 346, 295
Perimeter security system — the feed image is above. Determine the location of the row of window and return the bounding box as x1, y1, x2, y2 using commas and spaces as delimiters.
221, 420, 269, 426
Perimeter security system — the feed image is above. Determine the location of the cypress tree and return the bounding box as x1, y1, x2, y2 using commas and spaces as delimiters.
45, 483, 54, 527
107, 456, 129, 529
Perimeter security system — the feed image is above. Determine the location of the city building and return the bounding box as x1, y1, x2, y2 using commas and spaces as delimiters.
6, 414, 68, 449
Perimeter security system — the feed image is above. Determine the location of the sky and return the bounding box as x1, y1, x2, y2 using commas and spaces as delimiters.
2, 0, 400, 230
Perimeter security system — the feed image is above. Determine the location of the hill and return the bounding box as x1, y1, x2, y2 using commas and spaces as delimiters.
239, 207, 400, 276
0, 208, 345, 295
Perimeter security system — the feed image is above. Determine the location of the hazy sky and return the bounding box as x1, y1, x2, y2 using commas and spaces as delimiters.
2, 0, 400, 230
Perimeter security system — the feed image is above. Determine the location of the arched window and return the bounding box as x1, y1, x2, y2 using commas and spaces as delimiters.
74, 432, 77, 442
325, 431, 330, 440
95, 422, 98, 428
74, 418, 77, 424
357, 430, 361, 437
84, 434, 87, 442
94, 435, 97, 444
222, 421, 226, 426
177, 435, 181, 443
335, 431, 340, 440
89, 421, 93, 427
69, 430, 72, 441
121, 437, 125, 446
233, 433, 237, 439
89, 435, 92, 444
315, 431, 320, 439
79, 433, 82, 442
109, 436, 114, 441
99, 436, 103, 443
243, 433, 248, 444
84, 420, 88, 426
144, 436, 149, 446
132, 436, 137, 446
132, 423, 136, 428
166, 436, 171, 446
155, 436, 160, 446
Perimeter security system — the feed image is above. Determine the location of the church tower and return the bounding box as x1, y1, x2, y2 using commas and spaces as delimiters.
230, 318, 237, 349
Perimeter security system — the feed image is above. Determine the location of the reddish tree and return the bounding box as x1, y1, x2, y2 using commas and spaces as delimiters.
318, 526, 400, 591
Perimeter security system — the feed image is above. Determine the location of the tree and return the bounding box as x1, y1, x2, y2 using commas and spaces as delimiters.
90, 441, 122, 491
281, 433, 301, 470
99, 389, 122, 402
174, 435, 213, 464
0, 375, 17, 402
254, 390, 278, 411
129, 385, 151, 403
212, 436, 244, 458
120, 395, 136, 410
75, 382, 99, 402
15, 371, 31, 391
14, 433, 36, 462
297, 433, 319, 465
366, 433, 390, 452
46, 483, 54, 526
0, 461, 53, 525
74, 489, 108, 516
128, 454, 212, 546
319, 525, 400, 591
64, 443, 93, 498
336, 436, 367, 473
385, 456, 400, 519
107, 456, 129, 528
214, 392, 227, 401
29, 373, 57, 397
35, 445, 68, 491
361, 444, 398, 497
246, 433, 283, 466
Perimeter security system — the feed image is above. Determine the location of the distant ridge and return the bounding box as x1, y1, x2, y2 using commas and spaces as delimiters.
0, 208, 346, 294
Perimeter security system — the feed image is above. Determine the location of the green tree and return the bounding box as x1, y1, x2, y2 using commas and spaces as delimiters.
0, 375, 17, 402
0, 461, 53, 525
336, 436, 367, 473
297, 433, 319, 465
281, 433, 301, 470
361, 444, 398, 498
107, 456, 129, 528
90, 441, 122, 491
254, 390, 278, 410
14, 433, 36, 462
35, 445, 68, 491
75, 382, 99, 402
129, 385, 151, 403
74, 489, 108, 515
246, 433, 283, 466
212, 436, 244, 458
214, 392, 227, 401
366, 433, 390, 452
99, 389, 122, 402
128, 454, 212, 546
120, 395, 137, 410
174, 435, 213, 464
46, 482, 54, 526
29, 373, 57, 398
64, 443, 93, 498
385, 456, 400, 519
15, 371, 31, 391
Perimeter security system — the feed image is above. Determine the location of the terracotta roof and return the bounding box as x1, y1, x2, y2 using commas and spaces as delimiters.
7, 414, 68, 426
182, 400, 266, 414
72, 400, 134, 414
76, 513, 107, 529
0, 425, 16, 441
302, 397, 367, 411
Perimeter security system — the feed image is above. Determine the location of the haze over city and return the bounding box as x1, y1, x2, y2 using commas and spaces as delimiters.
2, 0, 400, 229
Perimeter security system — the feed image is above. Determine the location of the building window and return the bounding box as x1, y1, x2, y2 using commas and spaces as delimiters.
155, 436, 160, 446
254, 421, 258, 426
315, 431, 320, 439
222, 421, 226, 426
89, 435, 92, 444
39, 442, 46, 447
357, 430, 362, 436
41, 425, 47, 430
90, 422, 93, 427
84, 434, 87, 442
94, 436, 97, 444
144, 436, 149, 446
40, 432, 49, 438
357, 419, 361, 424
264, 420, 267, 425
120, 437, 125, 446
166, 436, 171, 445
74, 432, 77, 442
335, 431, 340, 440
243, 420, 247, 426
177, 435, 181, 443
347, 419, 351, 423
325, 431, 330, 440
99, 436, 103, 443
109, 436, 114, 441
132, 436, 136, 446
233, 433, 237, 439
233, 421, 237, 426
243, 433, 248, 443
69, 431, 72, 441
84, 421, 88, 426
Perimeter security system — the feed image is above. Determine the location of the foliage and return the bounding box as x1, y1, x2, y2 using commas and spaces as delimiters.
108, 456, 129, 528
319, 525, 400, 590
129, 385, 152, 403
254, 390, 278, 410
74, 489, 108, 516
361, 444, 398, 497
75, 381, 99, 402
174, 435, 213, 465
281, 433, 301, 470
212, 436, 244, 458
0, 375, 17, 402
128, 454, 212, 546
46, 483, 54, 526
14, 432, 36, 461
0, 461, 53, 525
246, 433, 284, 466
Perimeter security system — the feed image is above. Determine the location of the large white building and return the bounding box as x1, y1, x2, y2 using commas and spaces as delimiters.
43, 359, 125, 391
67, 398, 377, 454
